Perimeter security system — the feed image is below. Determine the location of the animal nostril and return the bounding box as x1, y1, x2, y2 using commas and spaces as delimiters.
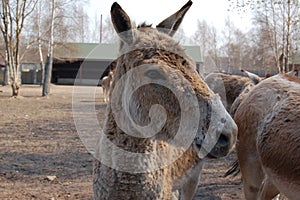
221, 118, 226, 124
218, 134, 229, 146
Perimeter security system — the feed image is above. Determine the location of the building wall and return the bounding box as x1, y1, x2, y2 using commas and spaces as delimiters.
20, 63, 42, 85
21, 70, 42, 84
0, 66, 4, 85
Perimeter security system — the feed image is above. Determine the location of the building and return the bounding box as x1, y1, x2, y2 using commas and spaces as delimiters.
52, 43, 118, 85
52, 43, 203, 85
0, 64, 5, 85
290, 53, 300, 71
21, 62, 42, 84
1, 43, 203, 85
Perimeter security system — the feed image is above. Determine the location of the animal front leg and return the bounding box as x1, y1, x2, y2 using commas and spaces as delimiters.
179, 162, 203, 200
239, 158, 264, 200
180, 175, 200, 200
258, 175, 279, 200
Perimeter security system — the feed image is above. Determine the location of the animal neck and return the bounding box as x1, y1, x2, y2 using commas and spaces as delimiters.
103, 109, 162, 153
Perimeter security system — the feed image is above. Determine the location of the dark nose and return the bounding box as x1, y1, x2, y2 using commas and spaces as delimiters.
217, 134, 230, 147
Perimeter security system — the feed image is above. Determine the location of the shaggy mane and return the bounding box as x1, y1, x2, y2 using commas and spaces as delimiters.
137, 22, 152, 28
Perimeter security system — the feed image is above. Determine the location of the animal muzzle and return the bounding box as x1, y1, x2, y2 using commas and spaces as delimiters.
207, 113, 237, 159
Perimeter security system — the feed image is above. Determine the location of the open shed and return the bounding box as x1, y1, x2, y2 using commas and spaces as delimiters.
52, 43, 203, 85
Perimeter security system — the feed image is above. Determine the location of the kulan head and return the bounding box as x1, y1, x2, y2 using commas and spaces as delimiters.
109, 1, 237, 162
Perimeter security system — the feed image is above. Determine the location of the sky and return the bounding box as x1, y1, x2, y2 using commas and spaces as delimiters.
87, 0, 252, 37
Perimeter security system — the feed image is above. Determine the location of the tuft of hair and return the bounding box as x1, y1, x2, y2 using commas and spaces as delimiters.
224, 159, 240, 177
137, 22, 152, 28
265, 73, 271, 78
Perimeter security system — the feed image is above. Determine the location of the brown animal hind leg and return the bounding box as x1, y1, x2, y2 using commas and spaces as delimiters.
239, 157, 265, 200
258, 175, 279, 200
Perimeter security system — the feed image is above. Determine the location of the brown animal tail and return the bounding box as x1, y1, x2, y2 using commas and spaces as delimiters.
224, 159, 240, 177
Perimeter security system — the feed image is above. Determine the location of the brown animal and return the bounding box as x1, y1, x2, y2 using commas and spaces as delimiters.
205, 70, 265, 178
93, 1, 237, 200
229, 70, 264, 116
101, 61, 117, 102
287, 69, 299, 79
101, 70, 114, 102
235, 74, 300, 199
204, 71, 257, 114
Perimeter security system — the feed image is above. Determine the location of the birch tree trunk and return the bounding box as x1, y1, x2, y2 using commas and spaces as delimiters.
42, 0, 55, 96
285, 0, 291, 72
0, 0, 37, 96
37, 0, 44, 85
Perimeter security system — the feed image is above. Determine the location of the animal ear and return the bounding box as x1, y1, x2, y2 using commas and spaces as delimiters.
110, 2, 134, 43
241, 69, 262, 85
156, 0, 192, 37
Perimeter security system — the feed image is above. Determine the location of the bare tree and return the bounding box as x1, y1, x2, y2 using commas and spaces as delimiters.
233, 28, 249, 69
59, 2, 90, 43
101, 15, 117, 44
228, 0, 300, 73
173, 27, 189, 45
0, 0, 92, 95
24, 0, 45, 84
192, 20, 210, 59
89, 12, 101, 43
208, 26, 219, 68
0, 0, 37, 96
42, 0, 55, 96
192, 20, 219, 70
220, 17, 237, 71
37, 0, 44, 84
250, 4, 279, 72
74, 6, 90, 43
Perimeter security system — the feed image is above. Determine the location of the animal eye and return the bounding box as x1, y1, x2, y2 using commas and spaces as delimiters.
221, 118, 226, 124
144, 69, 166, 80
195, 135, 204, 146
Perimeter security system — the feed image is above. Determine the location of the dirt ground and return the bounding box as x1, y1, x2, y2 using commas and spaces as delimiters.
0, 85, 243, 200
